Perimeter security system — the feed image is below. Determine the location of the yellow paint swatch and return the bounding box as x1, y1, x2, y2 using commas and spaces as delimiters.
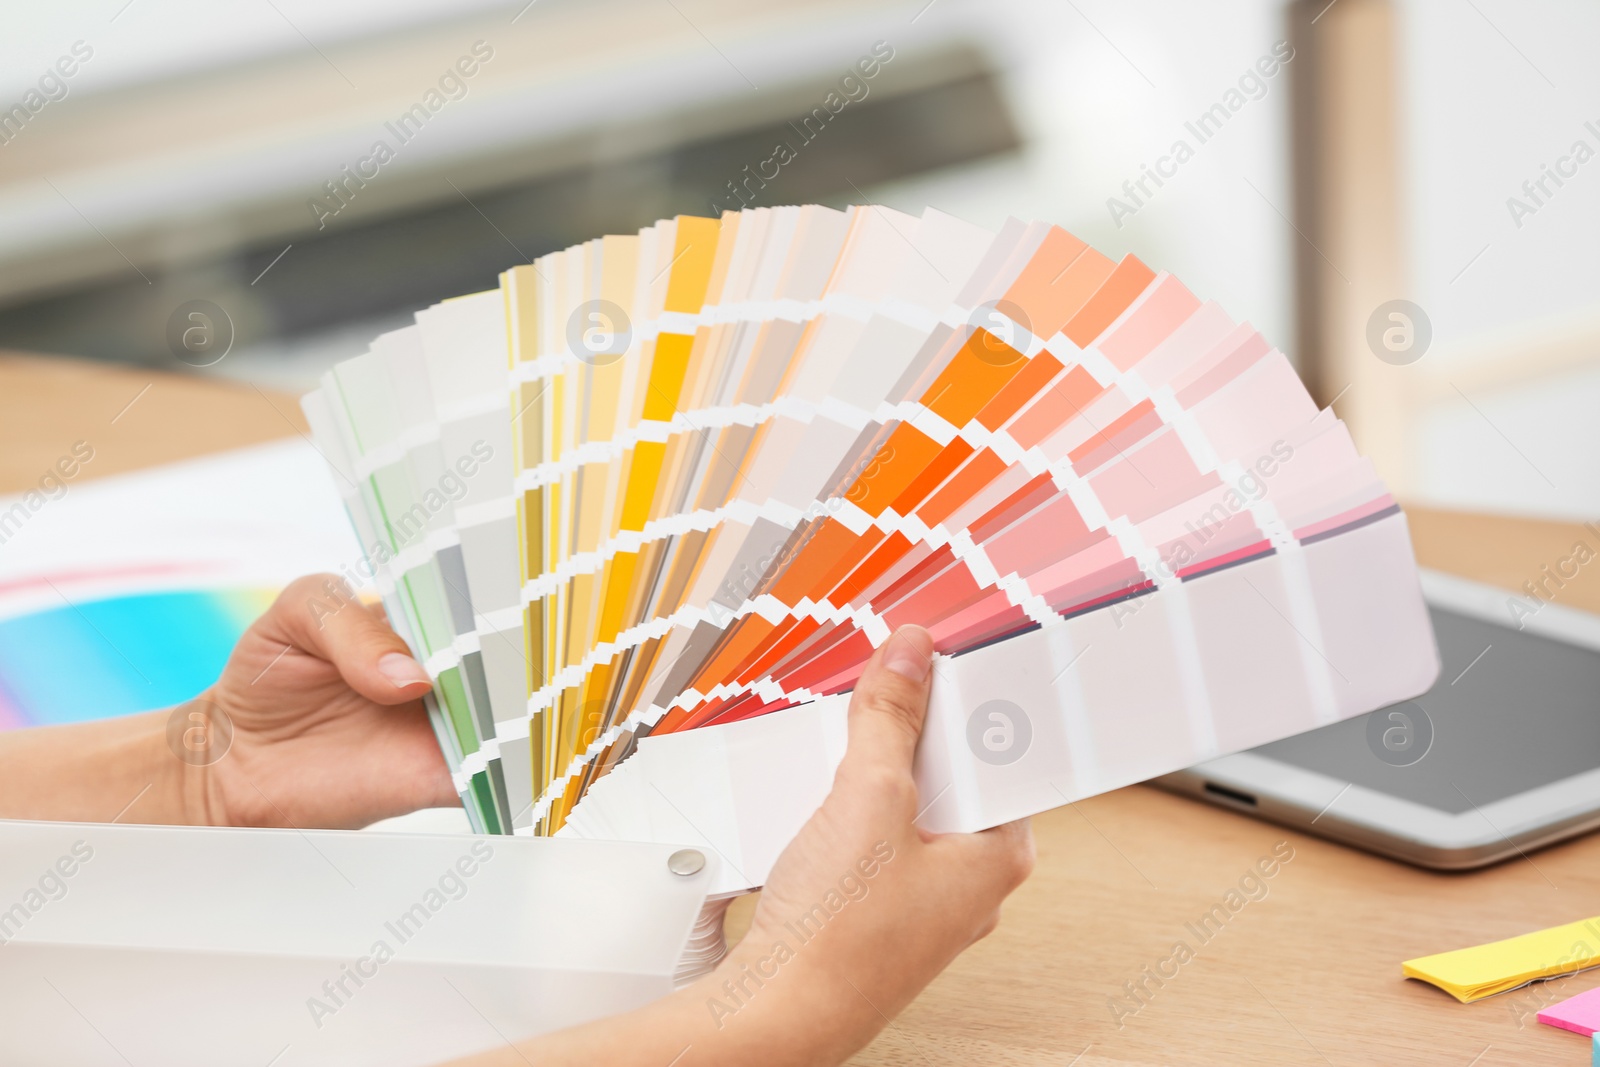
1403, 916, 1600, 1002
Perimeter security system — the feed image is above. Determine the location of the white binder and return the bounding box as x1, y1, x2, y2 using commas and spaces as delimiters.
0, 819, 718, 1067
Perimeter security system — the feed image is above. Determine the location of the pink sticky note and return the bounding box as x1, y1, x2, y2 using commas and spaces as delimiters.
1538, 985, 1600, 1036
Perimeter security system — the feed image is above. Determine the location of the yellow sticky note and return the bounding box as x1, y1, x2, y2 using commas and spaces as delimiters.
1403, 917, 1600, 1002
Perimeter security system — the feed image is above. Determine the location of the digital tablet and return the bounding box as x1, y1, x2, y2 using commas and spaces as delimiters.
1153, 570, 1600, 869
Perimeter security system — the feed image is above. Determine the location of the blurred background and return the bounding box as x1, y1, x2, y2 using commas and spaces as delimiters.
1, 0, 1596, 519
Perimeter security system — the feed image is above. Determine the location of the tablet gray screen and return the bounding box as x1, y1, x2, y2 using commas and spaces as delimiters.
1251, 606, 1600, 814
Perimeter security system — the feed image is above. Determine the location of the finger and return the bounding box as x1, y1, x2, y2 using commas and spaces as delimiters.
937, 817, 1037, 894
839, 625, 936, 775
262, 574, 432, 704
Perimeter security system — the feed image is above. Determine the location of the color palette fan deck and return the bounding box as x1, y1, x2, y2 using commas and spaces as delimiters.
303, 205, 1439, 893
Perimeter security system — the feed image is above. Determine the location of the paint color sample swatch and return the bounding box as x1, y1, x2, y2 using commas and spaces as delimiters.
1540, 985, 1600, 1037
0, 440, 361, 733
0, 587, 274, 728
303, 205, 1438, 872
1403, 916, 1600, 1002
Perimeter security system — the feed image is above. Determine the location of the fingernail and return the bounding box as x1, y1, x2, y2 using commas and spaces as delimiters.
378, 652, 431, 688
882, 626, 934, 682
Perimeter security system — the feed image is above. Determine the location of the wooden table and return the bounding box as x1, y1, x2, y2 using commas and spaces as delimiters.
7, 353, 1599, 1066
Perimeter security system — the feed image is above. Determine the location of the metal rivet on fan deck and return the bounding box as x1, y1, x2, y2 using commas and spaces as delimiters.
668, 849, 706, 876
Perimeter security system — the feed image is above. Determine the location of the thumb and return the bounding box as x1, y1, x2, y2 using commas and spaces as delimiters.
840, 625, 936, 775
261, 574, 433, 705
